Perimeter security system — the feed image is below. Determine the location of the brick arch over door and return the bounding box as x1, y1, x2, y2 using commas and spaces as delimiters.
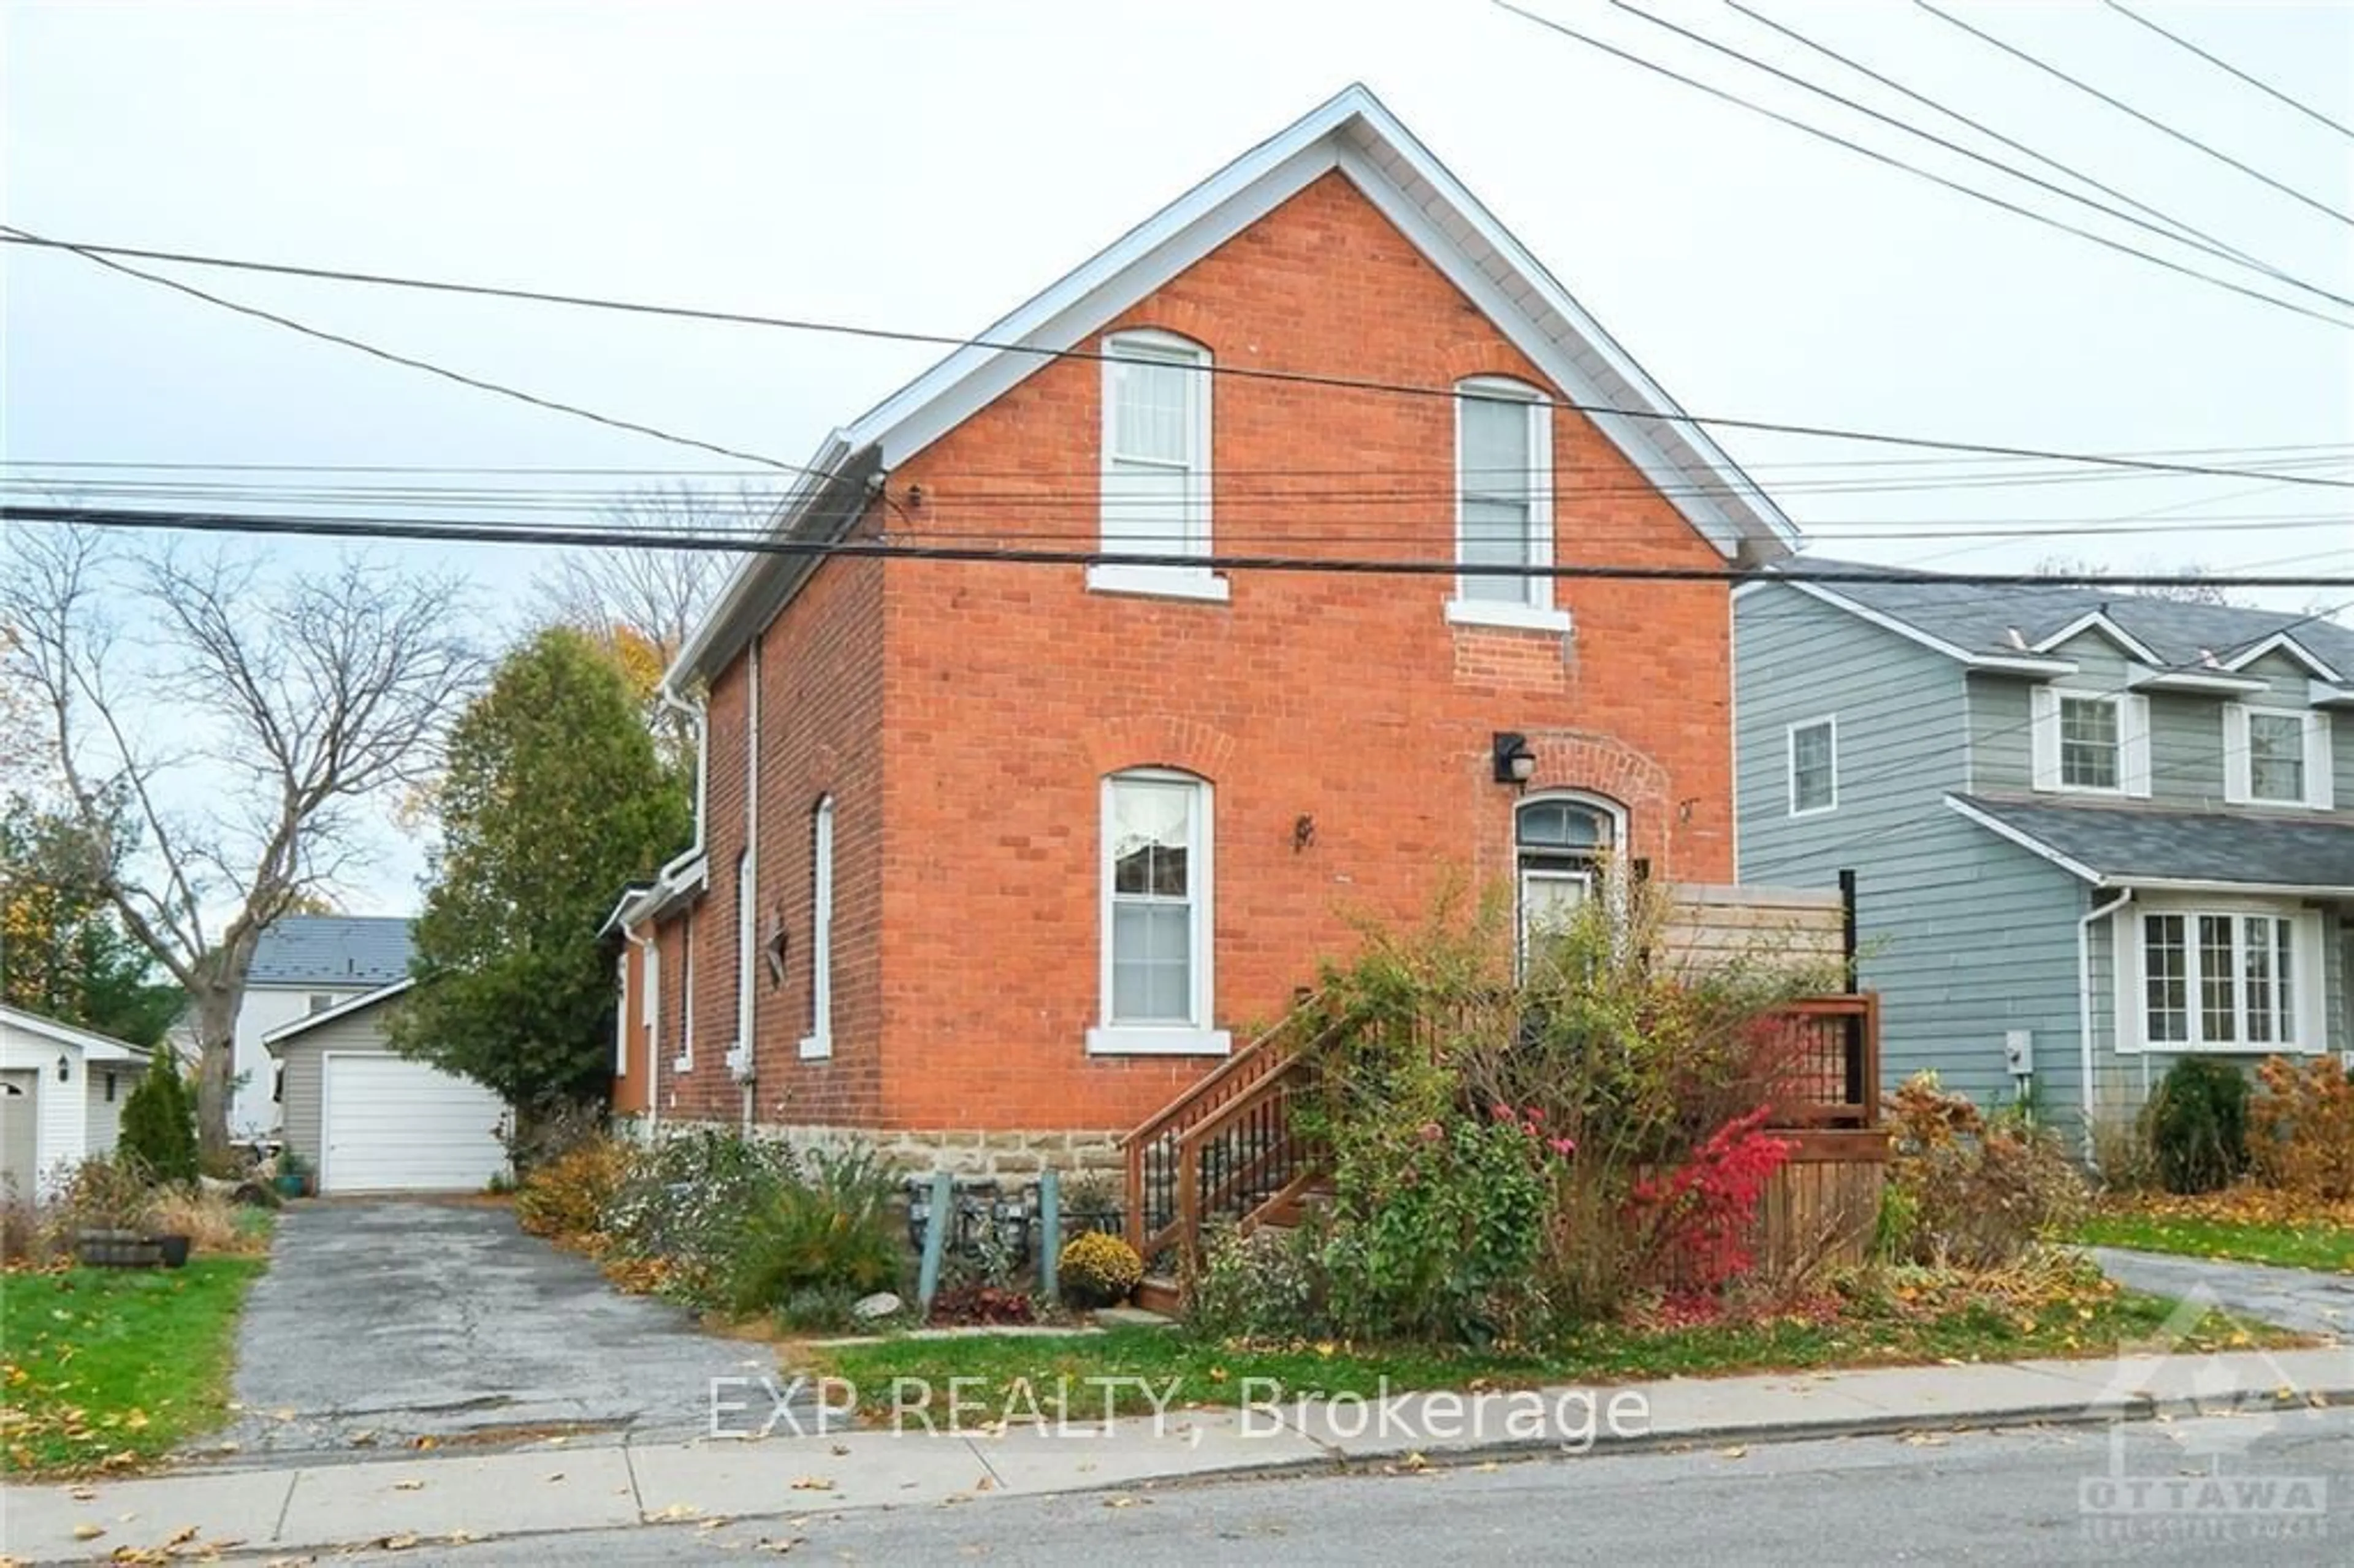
1496, 730, 1677, 875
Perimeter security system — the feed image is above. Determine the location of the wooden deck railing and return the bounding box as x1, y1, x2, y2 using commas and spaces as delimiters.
1123, 991, 1883, 1274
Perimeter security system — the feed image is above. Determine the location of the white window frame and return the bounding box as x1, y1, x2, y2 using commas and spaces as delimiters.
1090, 329, 1227, 603
641, 939, 660, 1070
674, 921, 694, 1073
2030, 687, 2150, 797
1087, 769, 1230, 1057
1787, 715, 1838, 816
798, 796, 834, 1060
2117, 897, 2325, 1054
2225, 703, 2334, 810
1446, 376, 1566, 633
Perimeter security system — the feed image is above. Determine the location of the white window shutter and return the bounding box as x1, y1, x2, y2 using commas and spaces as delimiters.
2028, 686, 2060, 792
2308, 712, 2336, 809
2222, 703, 2252, 804
2122, 695, 2153, 799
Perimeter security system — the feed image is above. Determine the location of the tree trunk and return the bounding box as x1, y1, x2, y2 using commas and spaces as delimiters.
192, 986, 239, 1166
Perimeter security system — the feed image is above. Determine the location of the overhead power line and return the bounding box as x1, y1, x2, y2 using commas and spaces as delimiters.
11, 502, 2354, 590
1915, 0, 2354, 229
10, 224, 2354, 490
1723, 1, 2314, 284
2102, 0, 2354, 143
1606, 0, 2354, 310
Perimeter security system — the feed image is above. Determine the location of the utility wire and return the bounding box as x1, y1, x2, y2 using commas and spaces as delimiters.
2102, 0, 2354, 143
1915, 0, 2354, 229
1723, 1, 2314, 286
1493, 1, 2354, 332
12, 503, 2354, 590
1606, 0, 2354, 310
10, 223, 2354, 489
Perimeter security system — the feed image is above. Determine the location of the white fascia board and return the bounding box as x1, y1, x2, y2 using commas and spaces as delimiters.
2128, 663, 2270, 695
2030, 610, 2160, 664
2223, 632, 2344, 683
2309, 679, 2354, 709
1781, 579, 2077, 674
1942, 796, 2103, 884
2109, 875, 2354, 898
261, 978, 415, 1049
0, 1006, 151, 1062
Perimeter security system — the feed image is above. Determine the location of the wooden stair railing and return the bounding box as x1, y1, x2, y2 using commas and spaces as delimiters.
1122, 997, 1332, 1271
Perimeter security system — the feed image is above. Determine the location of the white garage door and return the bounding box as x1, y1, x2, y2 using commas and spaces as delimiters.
321, 1053, 508, 1193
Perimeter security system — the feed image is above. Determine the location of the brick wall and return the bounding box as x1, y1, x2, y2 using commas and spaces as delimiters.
653, 169, 1740, 1146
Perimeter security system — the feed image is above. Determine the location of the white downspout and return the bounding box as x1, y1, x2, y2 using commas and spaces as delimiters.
629, 929, 660, 1140
741, 639, 760, 1133
2078, 887, 2133, 1165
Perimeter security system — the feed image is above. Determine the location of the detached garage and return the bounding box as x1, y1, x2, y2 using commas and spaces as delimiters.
0, 1006, 151, 1196
267, 981, 509, 1194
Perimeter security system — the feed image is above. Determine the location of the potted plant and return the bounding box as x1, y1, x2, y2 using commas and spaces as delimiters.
274, 1148, 311, 1199
1058, 1230, 1144, 1310
67, 1157, 163, 1268
151, 1231, 192, 1268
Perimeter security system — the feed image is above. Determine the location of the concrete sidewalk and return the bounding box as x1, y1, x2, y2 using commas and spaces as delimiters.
7, 1344, 2350, 1565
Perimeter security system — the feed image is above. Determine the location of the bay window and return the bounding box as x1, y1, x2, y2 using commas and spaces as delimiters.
2140, 910, 2302, 1050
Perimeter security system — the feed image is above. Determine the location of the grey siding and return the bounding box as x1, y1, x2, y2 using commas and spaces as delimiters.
1737, 587, 2093, 1111
272, 1005, 400, 1173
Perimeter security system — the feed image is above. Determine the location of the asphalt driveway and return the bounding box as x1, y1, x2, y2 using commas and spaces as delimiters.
199, 1200, 775, 1461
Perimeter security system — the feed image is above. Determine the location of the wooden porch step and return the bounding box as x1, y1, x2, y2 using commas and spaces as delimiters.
1135, 1274, 1183, 1315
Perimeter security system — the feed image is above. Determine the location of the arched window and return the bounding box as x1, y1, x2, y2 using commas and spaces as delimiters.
1515, 793, 1623, 963
1087, 769, 1230, 1057
1094, 330, 1225, 602
799, 797, 834, 1060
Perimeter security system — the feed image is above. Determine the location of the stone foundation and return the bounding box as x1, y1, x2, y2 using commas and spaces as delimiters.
774, 1124, 1127, 1180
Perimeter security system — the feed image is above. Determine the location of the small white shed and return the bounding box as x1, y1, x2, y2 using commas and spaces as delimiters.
266, 980, 511, 1193
0, 1005, 154, 1197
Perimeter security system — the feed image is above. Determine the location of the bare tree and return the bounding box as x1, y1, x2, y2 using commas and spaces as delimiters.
2032, 555, 2239, 606
2, 526, 484, 1160
532, 483, 764, 666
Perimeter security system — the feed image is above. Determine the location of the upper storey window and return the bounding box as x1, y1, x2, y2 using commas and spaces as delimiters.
1448, 378, 1564, 633
2226, 704, 2334, 809
1093, 331, 1224, 603
2030, 689, 2149, 797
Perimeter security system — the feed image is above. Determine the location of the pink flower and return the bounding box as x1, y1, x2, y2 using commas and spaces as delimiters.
1547, 1136, 1577, 1158
1491, 1102, 1514, 1123
1524, 1107, 1545, 1124
1417, 1121, 1444, 1144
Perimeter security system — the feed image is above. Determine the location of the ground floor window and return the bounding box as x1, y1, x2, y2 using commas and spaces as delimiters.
1089, 769, 1229, 1056
2142, 910, 2298, 1049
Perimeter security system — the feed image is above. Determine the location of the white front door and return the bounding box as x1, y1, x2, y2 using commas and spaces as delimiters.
1518, 866, 1591, 972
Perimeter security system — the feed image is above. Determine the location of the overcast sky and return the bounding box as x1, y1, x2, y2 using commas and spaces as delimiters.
6, 0, 2351, 915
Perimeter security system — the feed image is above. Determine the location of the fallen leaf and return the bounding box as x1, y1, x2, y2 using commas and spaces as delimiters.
1718, 1445, 1748, 1459
393, 1480, 425, 1492
71, 1525, 104, 1542
1105, 1496, 1137, 1509
546, 1472, 566, 1483
166, 1525, 199, 1545
649, 1504, 701, 1522
69, 1486, 96, 1501
788, 1477, 835, 1491
1899, 1433, 1948, 1448
829, 1444, 850, 1457
974, 1475, 996, 1492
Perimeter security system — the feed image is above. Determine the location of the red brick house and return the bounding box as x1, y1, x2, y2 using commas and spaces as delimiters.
607, 85, 1796, 1174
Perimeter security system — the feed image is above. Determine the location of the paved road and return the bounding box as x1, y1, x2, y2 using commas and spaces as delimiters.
197, 1200, 773, 1461
341, 1407, 2354, 1566
2090, 1246, 2353, 1341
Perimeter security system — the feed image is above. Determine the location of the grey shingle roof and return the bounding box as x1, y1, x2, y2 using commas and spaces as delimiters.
247, 916, 415, 986
1954, 794, 2354, 891
1784, 558, 2354, 675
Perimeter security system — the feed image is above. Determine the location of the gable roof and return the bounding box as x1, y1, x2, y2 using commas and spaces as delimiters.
261, 978, 413, 1050
1772, 559, 2354, 679
0, 1005, 152, 1064
1948, 794, 2354, 895
670, 83, 1797, 690
248, 916, 414, 988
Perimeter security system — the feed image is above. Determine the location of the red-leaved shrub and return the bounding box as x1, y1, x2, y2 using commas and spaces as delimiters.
1624, 1108, 1796, 1291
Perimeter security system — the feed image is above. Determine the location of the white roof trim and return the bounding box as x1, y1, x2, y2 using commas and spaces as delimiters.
1943, 796, 2102, 884
0, 1005, 153, 1063
2108, 875, 2354, 898
2032, 610, 2161, 665
1772, 579, 2078, 674
2222, 632, 2344, 683
2309, 679, 2354, 709
262, 978, 414, 1048
667, 84, 1797, 695
2127, 663, 2270, 695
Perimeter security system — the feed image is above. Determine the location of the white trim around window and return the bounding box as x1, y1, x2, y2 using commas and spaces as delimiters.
1087, 769, 1230, 1057
1786, 714, 1837, 816
2030, 687, 2150, 797
1447, 376, 1562, 629
1091, 329, 1225, 603
2224, 703, 2334, 810
674, 922, 695, 1074
798, 796, 835, 1060
2114, 894, 2326, 1054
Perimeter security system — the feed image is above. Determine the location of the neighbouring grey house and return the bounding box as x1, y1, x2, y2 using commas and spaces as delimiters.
234, 915, 416, 1137
1734, 564, 2353, 1146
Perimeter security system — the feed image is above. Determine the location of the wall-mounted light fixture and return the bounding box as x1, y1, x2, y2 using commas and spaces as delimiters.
56, 1053, 70, 1083
1292, 813, 1317, 851
1491, 731, 1537, 785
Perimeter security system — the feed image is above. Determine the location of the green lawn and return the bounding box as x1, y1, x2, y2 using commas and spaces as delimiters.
809, 1290, 2296, 1421
1, 1259, 265, 1475
2076, 1211, 2354, 1274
